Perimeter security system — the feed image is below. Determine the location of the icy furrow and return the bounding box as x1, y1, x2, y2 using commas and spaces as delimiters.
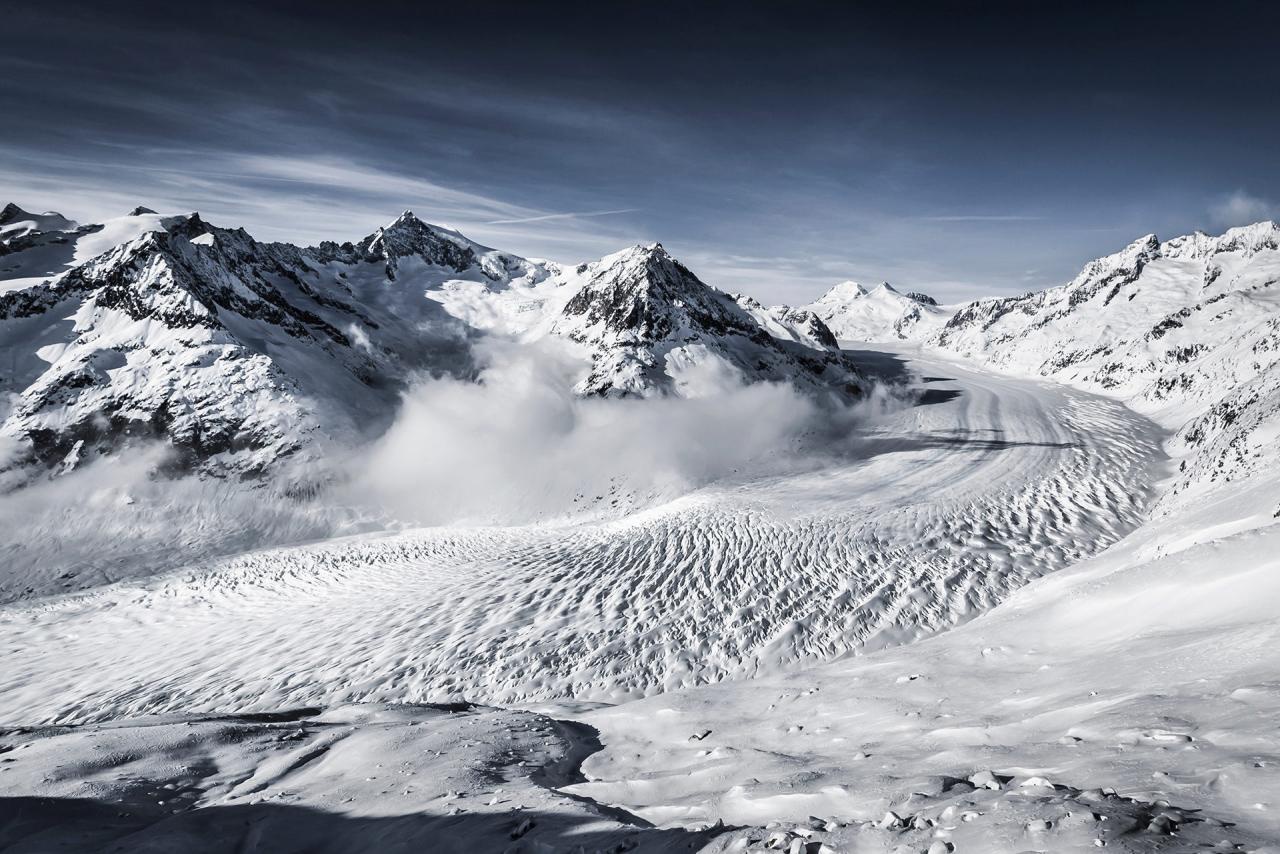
0, 350, 1165, 723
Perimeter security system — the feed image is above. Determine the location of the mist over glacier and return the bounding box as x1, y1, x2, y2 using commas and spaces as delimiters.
347, 339, 910, 526
0, 337, 913, 604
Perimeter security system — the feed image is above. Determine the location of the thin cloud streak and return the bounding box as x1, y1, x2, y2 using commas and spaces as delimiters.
916, 215, 1045, 222
486, 209, 638, 225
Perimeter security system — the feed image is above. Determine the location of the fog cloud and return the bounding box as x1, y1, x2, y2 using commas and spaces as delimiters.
347, 341, 906, 525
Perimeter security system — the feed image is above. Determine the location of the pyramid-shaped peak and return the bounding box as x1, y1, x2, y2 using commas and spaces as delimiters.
128, 206, 158, 216
387, 210, 430, 230
623, 241, 668, 258
0, 202, 30, 223
341, 211, 481, 276
595, 242, 676, 271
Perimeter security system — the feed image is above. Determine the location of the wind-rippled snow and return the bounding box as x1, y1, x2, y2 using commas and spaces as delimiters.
0, 350, 1163, 723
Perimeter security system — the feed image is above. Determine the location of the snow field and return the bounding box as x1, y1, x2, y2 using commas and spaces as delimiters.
0, 351, 1162, 724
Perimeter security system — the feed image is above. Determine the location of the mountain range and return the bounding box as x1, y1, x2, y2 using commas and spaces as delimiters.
5, 201, 1279, 514
0, 205, 863, 484
825, 222, 1280, 508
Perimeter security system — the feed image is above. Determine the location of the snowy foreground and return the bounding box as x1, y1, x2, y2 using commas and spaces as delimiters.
4, 346, 1278, 852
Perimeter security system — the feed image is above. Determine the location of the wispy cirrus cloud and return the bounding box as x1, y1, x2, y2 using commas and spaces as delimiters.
915, 214, 1045, 222
0, 147, 643, 261
486, 208, 638, 225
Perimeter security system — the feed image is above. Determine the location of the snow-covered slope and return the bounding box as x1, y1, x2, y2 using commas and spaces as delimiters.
551, 244, 863, 399
0, 202, 77, 240
806, 280, 954, 343
576, 462, 1280, 853
0, 203, 86, 292
0, 208, 861, 482
0, 210, 517, 481
923, 221, 1280, 504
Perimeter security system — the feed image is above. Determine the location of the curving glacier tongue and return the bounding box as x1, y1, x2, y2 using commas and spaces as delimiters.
0, 348, 1163, 719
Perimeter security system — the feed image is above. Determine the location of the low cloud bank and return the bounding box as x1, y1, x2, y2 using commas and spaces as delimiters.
347, 342, 908, 525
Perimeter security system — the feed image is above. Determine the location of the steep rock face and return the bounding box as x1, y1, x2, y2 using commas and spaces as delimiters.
311, 210, 546, 285
552, 244, 864, 399
926, 222, 1280, 502
806, 281, 953, 342
733, 294, 839, 351
0, 229, 315, 477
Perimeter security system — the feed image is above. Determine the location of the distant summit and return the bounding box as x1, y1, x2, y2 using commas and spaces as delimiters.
0, 203, 77, 240
806, 280, 951, 343
553, 243, 864, 398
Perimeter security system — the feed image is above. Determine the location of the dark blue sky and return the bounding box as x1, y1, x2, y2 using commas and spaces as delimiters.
3, 1, 1278, 303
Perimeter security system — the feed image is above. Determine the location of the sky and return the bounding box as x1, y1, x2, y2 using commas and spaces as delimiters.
2, 0, 1279, 304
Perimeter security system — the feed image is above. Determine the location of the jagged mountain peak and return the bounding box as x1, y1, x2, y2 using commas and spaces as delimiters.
1105, 232, 1159, 263
555, 244, 863, 398
562, 243, 715, 332
594, 242, 672, 269
1061, 233, 1162, 293
377, 210, 466, 241
0, 202, 30, 223
309, 212, 485, 279
1161, 220, 1280, 260
372, 210, 437, 243
390, 209, 422, 226
128, 206, 158, 216
349, 214, 549, 285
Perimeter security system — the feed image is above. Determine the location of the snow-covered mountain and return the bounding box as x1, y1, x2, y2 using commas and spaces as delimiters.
0, 202, 77, 241
0, 208, 552, 481
0, 207, 864, 482
551, 244, 862, 398
732, 293, 840, 351
906, 222, 1280, 504
805, 280, 953, 342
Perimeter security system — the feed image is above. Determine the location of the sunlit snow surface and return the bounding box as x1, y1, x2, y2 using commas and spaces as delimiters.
0, 350, 1161, 722
577, 473, 1280, 853
5, 348, 1279, 853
